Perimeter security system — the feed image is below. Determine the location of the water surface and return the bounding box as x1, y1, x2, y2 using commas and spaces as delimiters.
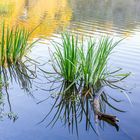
0, 0, 140, 140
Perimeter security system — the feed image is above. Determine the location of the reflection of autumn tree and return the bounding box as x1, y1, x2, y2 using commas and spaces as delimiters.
0, 0, 72, 38
0, 0, 25, 24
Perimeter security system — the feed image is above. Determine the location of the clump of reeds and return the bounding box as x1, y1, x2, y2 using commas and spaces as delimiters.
49, 33, 130, 90
0, 23, 36, 66
79, 37, 125, 88
51, 33, 80, 82
39, 33, 131, 134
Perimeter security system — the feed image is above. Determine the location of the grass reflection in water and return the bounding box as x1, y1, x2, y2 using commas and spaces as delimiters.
38, 78, 129, 135
0, 58, 37, 122
37, 33, 131, 135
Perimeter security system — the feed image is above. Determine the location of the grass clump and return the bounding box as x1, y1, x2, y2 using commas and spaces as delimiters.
0, 23, 36, 66
41, 33, 130, 134
79, 37, 123, 88
51, 33, 80, 82
48, 33, 130, 91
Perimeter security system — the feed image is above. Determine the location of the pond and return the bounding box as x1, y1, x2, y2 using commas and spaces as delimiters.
0, 0, 140, 140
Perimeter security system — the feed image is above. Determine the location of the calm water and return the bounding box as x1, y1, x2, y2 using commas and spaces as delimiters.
0, 0, 140, 140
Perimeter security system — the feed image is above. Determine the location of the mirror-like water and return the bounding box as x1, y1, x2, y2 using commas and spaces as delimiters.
0, 0, 140, 140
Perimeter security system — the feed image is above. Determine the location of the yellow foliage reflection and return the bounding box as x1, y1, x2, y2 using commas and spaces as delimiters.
0, 0, 72, 38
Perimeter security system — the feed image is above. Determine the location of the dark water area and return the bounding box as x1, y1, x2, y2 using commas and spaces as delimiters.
0, 0, 140, 140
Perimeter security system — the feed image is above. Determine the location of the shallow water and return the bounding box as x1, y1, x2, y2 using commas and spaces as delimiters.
0, 0, 140, 140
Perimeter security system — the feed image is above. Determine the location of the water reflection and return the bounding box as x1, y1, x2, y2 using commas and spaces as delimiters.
0, 80, 18, 122
69, 0, 140, 36
0, 87, 18, 122
0, 0, 72, 38
0, 59, 37, 121
38, 80, 127, 135
1, 0, 140, 38
0, 60, 36, 92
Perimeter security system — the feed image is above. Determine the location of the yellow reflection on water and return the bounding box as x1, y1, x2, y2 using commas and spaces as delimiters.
0, 0, 72, 38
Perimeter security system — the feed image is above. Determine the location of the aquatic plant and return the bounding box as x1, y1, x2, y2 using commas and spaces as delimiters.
49, 34, 130, 89
79, 37, 128, 88
50, 33, 80, 82
0, 23, 37, 66
38, 33, 131, 135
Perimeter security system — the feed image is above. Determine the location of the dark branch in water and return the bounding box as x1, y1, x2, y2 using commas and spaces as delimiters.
91, 87, 119, 131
